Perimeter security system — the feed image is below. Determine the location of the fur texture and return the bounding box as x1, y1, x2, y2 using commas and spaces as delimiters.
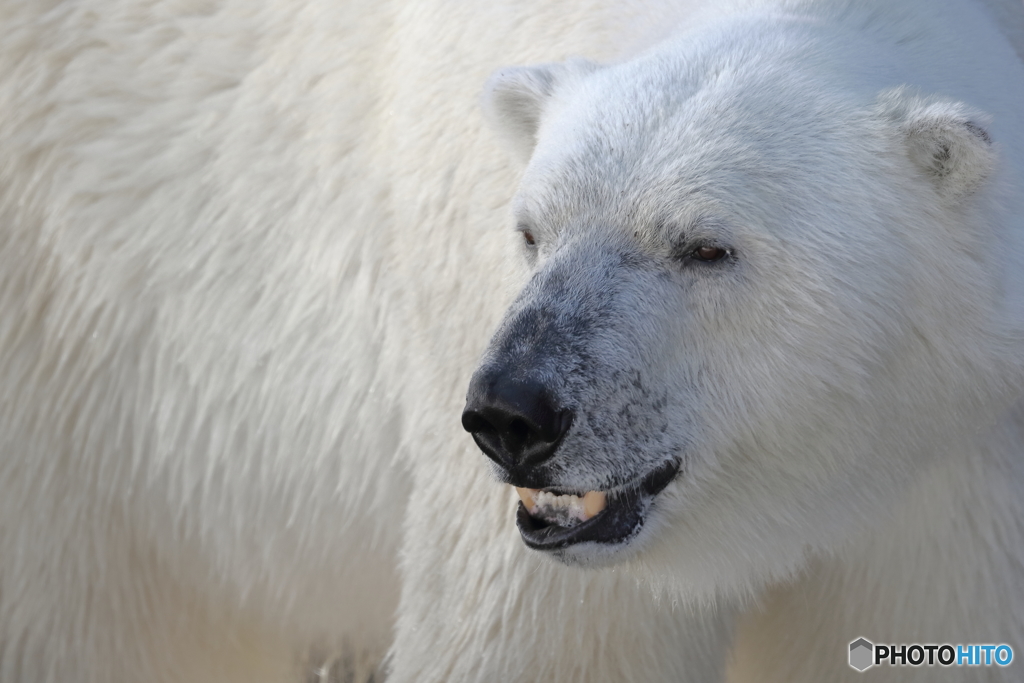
0, 0, 1022, 682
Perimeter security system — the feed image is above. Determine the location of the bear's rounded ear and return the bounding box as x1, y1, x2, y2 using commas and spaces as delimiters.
482, 59, 599, 163
879, 88, 996, 201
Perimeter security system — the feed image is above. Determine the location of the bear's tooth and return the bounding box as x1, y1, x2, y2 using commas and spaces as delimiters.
516, 487, 537, 510
582, 491, 607, 519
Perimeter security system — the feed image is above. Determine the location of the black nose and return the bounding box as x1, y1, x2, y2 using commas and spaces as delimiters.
462, 370, 573, 470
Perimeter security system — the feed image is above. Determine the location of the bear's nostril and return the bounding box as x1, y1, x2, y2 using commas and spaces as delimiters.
461, 411, 496, 436
508, 418, 530, 442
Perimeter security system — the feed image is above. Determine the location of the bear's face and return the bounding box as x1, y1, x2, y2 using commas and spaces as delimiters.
465, 18, 1010, 585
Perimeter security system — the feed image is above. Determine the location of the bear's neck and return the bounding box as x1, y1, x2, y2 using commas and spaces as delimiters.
730, 399, 1024, 682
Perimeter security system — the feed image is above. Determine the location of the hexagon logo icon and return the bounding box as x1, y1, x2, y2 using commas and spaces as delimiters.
849, 638, 874, 671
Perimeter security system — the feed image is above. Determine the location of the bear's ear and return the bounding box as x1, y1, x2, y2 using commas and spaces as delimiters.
880, 89, 996, 201
482, 59, 599, 163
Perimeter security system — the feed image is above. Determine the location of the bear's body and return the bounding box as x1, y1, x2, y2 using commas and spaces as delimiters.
0, 0, 1022, 682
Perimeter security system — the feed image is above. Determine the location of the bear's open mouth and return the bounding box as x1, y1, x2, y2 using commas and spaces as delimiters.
514, 459, 681, 550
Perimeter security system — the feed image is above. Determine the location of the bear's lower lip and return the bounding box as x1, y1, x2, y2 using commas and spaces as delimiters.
515, 459, 681, 551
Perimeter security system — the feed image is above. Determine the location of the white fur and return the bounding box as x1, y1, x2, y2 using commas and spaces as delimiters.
0, 1, 1022, 682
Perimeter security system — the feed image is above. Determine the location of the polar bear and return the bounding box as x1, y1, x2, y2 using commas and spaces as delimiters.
401, 0, 1024, 681
1, 1, 1023, 683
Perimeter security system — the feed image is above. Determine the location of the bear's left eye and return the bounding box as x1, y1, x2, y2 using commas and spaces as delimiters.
688, 245, 730, 262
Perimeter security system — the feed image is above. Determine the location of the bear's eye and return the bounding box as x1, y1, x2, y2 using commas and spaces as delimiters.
689, 245, 730, 262
521, 229, 536, 247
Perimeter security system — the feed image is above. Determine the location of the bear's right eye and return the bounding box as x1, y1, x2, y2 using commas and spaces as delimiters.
516, 221, 538, 248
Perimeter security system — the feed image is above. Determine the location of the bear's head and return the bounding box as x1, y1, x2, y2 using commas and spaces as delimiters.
463, 17, 1019, 594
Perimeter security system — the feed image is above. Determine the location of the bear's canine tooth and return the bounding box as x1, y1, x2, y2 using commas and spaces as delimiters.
582, 491, 607, 519
516, 487, 537, 511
